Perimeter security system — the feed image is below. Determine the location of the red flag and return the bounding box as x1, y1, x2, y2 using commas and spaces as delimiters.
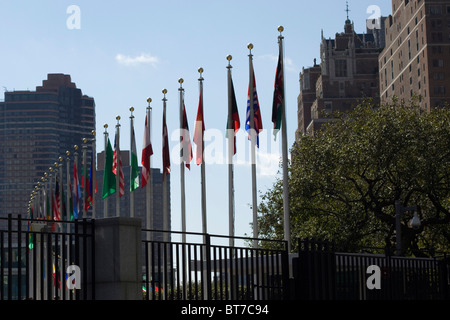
226, 76, 240, 155
162, 105, 171, 176
141, 114, 153, 187
53, 179, 61, 221
113, 128, 125, 196
181, 100, 193, 170
193, 92, 205, 165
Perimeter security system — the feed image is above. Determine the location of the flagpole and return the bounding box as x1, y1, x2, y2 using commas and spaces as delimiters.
248, 43, 258, 248
82, 138, 87, 219
115, 116, 121, 217
162, 89, 169, 242
129, 107, 135, 218
103, 125, 109, 218
59, 157, 63, 221
198, 67, 207, 238
73, 145, 79, 220
91, 130, 96, 219
146, 98, 153, 237
178, 79, 187, 244
278, 26, 291, 252
226, 55, 235, 248
66, 151, 71, 222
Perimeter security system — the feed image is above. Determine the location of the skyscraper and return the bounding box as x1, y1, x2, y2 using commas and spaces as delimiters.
0, 74, 95, 217
379, 0, 450, 110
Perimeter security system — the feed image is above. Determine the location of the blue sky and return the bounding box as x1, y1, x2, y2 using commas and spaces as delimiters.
0, 0, 391, 239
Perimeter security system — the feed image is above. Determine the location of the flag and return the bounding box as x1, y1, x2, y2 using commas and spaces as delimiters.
272, 48, 283, 140
245, 70, 263, 147
130, 123, 140, 192
102, 137, 116, 198
193, 92, 205, 165
73, 162, 80, 219
181, 100, 193, 169
113, 128, 125, 197
68, 182, 73, 221
141, 115, 153, 188
46, 191, 50, 220
28, 215, 34, 250
162, 105, 171, 175
86, 156, 95, 210
53, 178, 61, 221
61, 187, 66, 221
85, 155, 92, 211
226, 75, 240, 155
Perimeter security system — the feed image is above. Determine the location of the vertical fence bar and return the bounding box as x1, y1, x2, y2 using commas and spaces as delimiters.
0, 230, 3, 300
7, 214, 12, 300
17, 215, 22, 300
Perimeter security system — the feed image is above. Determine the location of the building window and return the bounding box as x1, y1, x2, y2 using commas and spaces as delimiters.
430, 6, 442, 15
335, 60, 347, 77
434, 86, 446, 95
433, 59, 444, 67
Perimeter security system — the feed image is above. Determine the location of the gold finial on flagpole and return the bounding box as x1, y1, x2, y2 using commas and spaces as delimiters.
147, 98, 152, 104
278, 25, 284, 34
198, 68, 204, 82
226, 55, 232, 68
130, 107, 134, 119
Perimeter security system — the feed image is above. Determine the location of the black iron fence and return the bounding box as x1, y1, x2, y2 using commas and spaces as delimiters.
0, 214, 95, 300
293, 238, 450, 300
141, 229, 290, 301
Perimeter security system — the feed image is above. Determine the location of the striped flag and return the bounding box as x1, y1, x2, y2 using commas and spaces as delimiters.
113, 127, 125, 197
141, 114, 153, 187
245, 70, 263, 147
272, 48, 283, 140
193, 92, 205, 165
181, 100, 193, 169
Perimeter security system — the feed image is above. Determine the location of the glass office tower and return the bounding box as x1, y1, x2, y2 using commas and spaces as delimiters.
0, 74, 95, 217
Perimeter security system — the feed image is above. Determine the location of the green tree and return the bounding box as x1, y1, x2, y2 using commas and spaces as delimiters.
258, 99, 450, 256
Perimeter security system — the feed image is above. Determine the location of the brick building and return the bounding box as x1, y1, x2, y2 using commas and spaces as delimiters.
379, 0, 450, 110
297, 18, 384, 137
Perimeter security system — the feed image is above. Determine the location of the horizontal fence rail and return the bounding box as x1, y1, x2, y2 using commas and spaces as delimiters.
0, 214, 95, 300
141, 229, 290, 301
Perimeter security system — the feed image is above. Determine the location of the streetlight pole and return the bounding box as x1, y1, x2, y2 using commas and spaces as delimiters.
395, 200, 421, 256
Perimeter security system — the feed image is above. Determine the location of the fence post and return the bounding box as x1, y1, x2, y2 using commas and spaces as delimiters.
281, 240, 290, 300
89, 217, 142, 300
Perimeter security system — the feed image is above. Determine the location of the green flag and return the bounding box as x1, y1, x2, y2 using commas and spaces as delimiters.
102, 137, 116, 199
130, 123, 139, 192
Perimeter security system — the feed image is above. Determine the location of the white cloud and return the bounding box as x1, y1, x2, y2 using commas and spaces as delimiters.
259, 54, 296, 72
115, 53, 159, 67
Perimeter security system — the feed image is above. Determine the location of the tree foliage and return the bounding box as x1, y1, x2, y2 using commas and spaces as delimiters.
258, 99, 450, 256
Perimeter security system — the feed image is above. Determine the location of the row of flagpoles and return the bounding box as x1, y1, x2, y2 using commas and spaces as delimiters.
27, 26, 291, 249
